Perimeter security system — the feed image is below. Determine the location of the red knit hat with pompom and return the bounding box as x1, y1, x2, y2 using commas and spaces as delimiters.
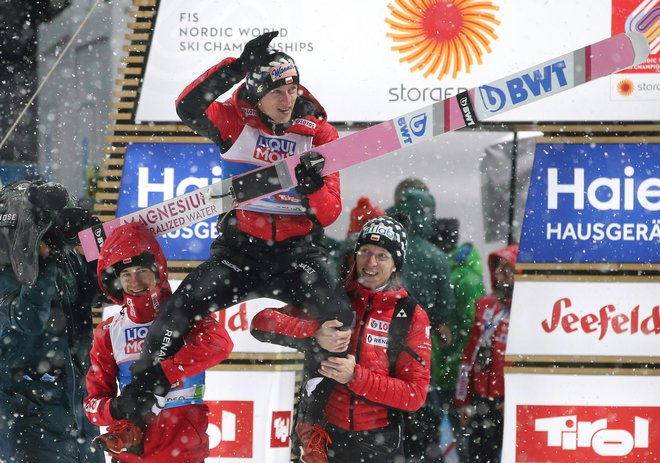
348, 197, 385, 235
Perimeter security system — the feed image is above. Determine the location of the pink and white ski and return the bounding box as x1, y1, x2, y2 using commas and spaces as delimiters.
79, 31, 649, 261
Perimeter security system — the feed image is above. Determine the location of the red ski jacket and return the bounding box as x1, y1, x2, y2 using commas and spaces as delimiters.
84, 223, 234, 463
455, 245, 518, 407
176, 57, 342, 242
251, 278, 431, 432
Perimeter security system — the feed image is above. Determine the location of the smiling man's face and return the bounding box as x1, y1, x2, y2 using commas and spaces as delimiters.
119, 266, 157, 296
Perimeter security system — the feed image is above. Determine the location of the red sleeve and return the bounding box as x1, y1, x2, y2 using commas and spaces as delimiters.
455, 297, 486, 407
160, 316, 234, 386
84, 320, 119, 427
347, 306, 431, 411
306, 121, 341, 226
250, 305, 321, 352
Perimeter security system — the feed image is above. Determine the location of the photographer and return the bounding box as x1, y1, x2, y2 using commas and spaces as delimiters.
0, 180, 103, 463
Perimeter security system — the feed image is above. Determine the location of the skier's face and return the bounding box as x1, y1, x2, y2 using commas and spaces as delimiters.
119, 265, 157, 296
355, 244, 396, 290
257, 83, 299, 123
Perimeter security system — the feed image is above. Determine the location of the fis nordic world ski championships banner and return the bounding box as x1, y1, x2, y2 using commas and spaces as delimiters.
518, 143, 660, 264
116, 142, 221, 261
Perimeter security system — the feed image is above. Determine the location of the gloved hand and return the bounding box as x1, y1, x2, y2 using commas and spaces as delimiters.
129, 362, 172, 397
295, 151, 326, 195
236, 31, 279, 73
109, 383, 156, 423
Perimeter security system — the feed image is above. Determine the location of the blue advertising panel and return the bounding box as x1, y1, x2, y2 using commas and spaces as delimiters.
116, 143, 221, 261
519, 143, 660, 264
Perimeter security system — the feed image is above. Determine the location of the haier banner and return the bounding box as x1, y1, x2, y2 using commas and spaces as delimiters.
518, 143, 660, 264
116, 142, 221, 261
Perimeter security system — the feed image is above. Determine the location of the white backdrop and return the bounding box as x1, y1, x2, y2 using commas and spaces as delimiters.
137, 0, 658, 123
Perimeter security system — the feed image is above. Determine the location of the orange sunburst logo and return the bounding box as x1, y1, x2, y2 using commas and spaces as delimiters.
616, 79, 635, 96
386, 0, 500, 80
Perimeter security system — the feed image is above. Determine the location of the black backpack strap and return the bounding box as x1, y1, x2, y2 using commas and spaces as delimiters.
388, 296, 426, 376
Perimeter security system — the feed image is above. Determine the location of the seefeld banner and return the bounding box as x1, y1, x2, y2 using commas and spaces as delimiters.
116, 142, 221, 261
506, 279, 660, 360
518, 143, 660, 264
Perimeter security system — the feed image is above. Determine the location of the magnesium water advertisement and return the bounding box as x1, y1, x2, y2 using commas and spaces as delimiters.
518, 143, 660, 264
116, 142, 221, 261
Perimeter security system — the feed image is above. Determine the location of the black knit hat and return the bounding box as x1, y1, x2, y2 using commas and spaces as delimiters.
354, 214, 409, 270
245, 51, 299, 103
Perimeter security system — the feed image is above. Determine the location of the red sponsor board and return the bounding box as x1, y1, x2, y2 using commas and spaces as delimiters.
270, 411, 292, 448
207, 400, 254, 458
612, 0, 659, 74
516, 405, 659, 462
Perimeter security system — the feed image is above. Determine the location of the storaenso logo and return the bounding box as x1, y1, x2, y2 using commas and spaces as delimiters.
396, 113, 428, 144
478, 60, 568, 113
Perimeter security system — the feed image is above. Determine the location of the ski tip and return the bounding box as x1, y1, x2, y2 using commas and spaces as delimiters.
624, 31, 650, 67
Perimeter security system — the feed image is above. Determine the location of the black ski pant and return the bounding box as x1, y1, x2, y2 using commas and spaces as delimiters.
326, 422, 405, 463
133, 229, 354, 373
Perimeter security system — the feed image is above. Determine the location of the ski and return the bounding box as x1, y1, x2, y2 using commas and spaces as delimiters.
80, 31, 649, 261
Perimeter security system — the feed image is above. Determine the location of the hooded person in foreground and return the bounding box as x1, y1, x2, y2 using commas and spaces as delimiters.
84, 222, 233, 463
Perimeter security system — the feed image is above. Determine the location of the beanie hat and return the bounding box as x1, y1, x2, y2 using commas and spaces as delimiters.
245, 50, 299, 103
348, 197, 385, 235
354, 214, 409, 270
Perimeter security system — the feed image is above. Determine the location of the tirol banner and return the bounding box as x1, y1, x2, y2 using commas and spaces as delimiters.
503, 372, 659, 463
518, 143, 660, 264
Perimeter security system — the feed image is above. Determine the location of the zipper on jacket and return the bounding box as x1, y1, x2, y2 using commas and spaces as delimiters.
349, 295, 371, 431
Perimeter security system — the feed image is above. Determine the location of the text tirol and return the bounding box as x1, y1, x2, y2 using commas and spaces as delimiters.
541, 298, 660, 340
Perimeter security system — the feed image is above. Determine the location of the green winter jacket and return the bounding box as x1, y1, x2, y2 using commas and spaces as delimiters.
396, 189, 455, 329
431, 242, 486, 392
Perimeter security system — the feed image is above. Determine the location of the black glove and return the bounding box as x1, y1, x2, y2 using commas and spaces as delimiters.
295, 151, 326, 195
109, 383, 156, 423
236, 31, 279, 73
129, 362, 172, 397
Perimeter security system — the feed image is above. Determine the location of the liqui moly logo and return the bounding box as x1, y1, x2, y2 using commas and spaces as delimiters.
253, 135, 297, 163
516, 405, 658, 461
542, 298, 660, 340
478, 60, 569, 113
124, 326, 149, 354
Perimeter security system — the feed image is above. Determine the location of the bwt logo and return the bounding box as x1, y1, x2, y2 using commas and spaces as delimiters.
396, 113, 428, 144
478, 60, 568, 113
516, 405, 657, 461
253, 135, 297, 163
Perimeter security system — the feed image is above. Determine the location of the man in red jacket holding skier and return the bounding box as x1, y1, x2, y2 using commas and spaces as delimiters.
252, 215, 432, 462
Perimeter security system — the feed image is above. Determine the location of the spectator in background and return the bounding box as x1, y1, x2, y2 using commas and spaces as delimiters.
396, 188, 456, 463
0, 180, 103, 463
431, 220, 486, 462
455, 244, 518, 463
336, 196, 385, 279
387, 177, 430, 215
